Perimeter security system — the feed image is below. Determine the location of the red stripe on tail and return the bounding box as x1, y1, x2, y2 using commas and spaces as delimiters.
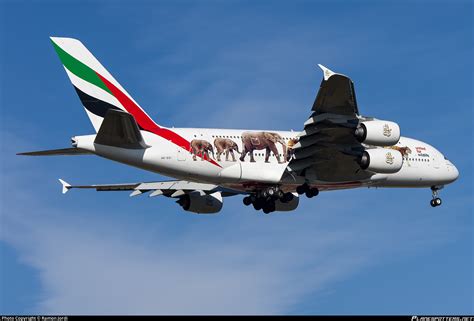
96, 72, 221, 168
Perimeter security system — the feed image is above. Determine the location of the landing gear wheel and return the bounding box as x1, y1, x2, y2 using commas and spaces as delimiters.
253, 201, 263, 211
262, 201, 276, 214
243, 196, 252, 206
276, 190, 284, 199
267, 188, 275, 198
263, 207, 272, 214
296, 184, 309, 195
281, 192, 294, 203
262, 186, 279, 199
305, 188, 319, 198
430, 197, 442, 207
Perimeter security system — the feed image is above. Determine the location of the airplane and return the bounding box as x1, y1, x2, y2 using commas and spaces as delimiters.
18, 37, 459, 214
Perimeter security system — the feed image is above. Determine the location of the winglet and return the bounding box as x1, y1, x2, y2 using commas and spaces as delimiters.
318, 64, 336, 81
58, 179, 71, 194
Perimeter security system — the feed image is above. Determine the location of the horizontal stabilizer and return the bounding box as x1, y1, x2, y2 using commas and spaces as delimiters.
94, 109, 148, 149
17, 147, 92, 156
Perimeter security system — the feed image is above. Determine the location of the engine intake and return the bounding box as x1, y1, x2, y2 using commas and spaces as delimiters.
360, 148, 403, 174
177, 192, 223, 214
355, 120, 400, 146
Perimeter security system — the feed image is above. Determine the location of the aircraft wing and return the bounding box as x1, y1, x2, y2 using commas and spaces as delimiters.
58, 179, 240, 197
288, 65, 371, 182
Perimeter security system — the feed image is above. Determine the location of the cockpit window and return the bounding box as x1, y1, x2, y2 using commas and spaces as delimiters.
444, 156, 449, 160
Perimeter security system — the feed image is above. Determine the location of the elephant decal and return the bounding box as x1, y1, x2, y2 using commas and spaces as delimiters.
387, 145, 412, 166
239, 131, 287, 163
286, 138, 299, 162
190, 139, 215, 161
214, 138, 241, 162
387, 145, 412, 158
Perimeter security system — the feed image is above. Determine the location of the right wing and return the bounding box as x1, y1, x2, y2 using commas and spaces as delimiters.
288, 65, 371, 182
58, 179, 241, 197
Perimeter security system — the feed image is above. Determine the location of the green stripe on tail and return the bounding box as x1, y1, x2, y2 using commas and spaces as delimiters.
51, 39, 112, 95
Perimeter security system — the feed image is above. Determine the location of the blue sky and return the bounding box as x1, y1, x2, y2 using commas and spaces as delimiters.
0, 0, 472, 315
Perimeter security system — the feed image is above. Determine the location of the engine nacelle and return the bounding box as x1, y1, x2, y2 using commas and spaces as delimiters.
177, 192, 223, 214
360, 148, 403, 174
355, 120, 400, 146
274, 193, 299, 212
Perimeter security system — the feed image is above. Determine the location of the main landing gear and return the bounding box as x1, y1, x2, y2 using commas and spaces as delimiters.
242, 186, 294, 214
296, 183, 319, 198
430, 186, 443, 207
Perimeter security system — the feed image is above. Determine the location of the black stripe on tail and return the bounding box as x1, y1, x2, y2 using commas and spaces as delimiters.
73, 86, 121, 118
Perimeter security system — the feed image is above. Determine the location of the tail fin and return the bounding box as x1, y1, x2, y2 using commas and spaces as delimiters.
49, 37, 221, 167
50, 37, 157, 132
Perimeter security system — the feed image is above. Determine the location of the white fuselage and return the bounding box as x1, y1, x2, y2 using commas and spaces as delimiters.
73, 127, 459, 193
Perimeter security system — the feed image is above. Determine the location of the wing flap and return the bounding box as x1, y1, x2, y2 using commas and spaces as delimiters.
136, 181, 218, 192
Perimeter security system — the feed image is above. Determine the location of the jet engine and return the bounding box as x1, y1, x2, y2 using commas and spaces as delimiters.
359, 148, 403, 174
355, 120, 400, 146
176, 192, 223, 214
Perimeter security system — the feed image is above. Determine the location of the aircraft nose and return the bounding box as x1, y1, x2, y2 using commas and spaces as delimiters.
446, 161, 459, 183
452, 164, 459, 181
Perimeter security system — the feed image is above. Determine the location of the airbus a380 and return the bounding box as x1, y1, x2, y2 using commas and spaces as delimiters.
19, 37, 459, 214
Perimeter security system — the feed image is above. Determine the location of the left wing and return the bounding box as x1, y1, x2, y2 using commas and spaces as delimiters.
58, 179, 240, 197
288, 65, 370, 182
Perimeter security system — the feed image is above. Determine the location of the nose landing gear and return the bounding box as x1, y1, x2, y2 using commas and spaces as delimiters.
430, 186, 443, 207
430, 198, 442, 207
